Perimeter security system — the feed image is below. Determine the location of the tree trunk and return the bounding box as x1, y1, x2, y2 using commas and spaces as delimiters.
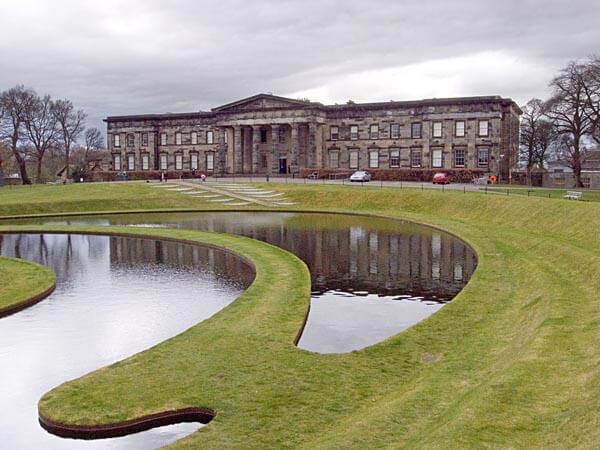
526, 166, 532, 186
65, 145, 70, 178
10, 139, 31, 185
36, 157, 44, 184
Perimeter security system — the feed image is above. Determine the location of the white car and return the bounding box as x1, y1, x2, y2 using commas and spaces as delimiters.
350, 171, 371, 182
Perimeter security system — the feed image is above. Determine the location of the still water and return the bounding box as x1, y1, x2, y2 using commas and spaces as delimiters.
25, 212, 477, 353
0, 233, 253, 450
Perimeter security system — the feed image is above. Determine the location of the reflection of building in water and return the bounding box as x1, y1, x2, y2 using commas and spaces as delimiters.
109, 237, 254, 289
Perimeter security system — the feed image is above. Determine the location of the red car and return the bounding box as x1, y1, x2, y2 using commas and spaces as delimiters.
432, 172, 451, 184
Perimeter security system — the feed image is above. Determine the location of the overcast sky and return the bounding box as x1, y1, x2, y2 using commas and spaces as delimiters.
1, 0, 598, 132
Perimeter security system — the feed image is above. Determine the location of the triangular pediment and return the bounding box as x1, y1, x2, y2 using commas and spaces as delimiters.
212, 94, 315, 112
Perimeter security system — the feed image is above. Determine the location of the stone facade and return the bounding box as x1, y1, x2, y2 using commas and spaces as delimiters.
105, 93, 521, 180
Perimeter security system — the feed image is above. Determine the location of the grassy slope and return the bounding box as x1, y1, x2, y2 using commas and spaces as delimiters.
1, 183, 600, 448
0, 256, 55, 310
489, 185, 600, 202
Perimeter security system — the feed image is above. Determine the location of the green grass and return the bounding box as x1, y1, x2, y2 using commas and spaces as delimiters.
0, 256, 55, 310
1, 183, 600, 448
489, 185, 600, 202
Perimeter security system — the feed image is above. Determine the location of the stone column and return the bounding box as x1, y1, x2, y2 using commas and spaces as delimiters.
217, 127, 227, 174
271, 124, 280, 175
308, 122, 317, 168
252, 125, 261, 173
291, 123, 299, 173
234, 126, 243, 174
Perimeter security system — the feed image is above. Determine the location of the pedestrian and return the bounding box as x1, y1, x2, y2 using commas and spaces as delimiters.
201, 173, 206, 182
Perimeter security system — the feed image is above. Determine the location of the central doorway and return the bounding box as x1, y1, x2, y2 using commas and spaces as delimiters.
279, 157, 287, 174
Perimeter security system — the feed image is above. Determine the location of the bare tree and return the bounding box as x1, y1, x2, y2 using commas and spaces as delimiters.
83, 127, 104, 159
534, 120, 558, 168
520, 98, 545, 185
52, 99, 86, 178
544, 61, 596, 187
583, 56, 600, 143
0, 85, 37, 184
23, 93, 58, 183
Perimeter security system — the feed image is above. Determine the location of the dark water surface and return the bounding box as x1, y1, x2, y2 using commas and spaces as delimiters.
0, 233, 253, 450
22, 212, 477, 353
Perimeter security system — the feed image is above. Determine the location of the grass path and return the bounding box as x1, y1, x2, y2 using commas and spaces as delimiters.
0, 256, 55, 314
0, 183, 599, 448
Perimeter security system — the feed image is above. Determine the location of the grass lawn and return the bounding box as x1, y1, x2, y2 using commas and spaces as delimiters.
0, 256, 55, 312
488, 185, 600, 202
1, 182, 600, 448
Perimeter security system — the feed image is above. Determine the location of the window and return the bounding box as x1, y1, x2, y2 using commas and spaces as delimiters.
369, 150, 379, 168
260, 129, 267, 143
478, 147, 489, 167
370, 124, 379, 140
582, 177, 591, 188
191, 132, 198, 145
113, 154, 121, 171
349, 150, 359, 169
455, 121, 466, 137
390, 123, 400, 139
410, 149, 422, 168
159, 153, 168, 170
142, 153, 149, 170
389, 148, 400, 168
224, 131, 228, 144
175, 132, 182, 145
114, 134, 120, 147
126, 134, 134, 147
127, 154, 135, 170
330, 126, 339, 141
160, 133, 167, 146
350, 125, 359, 140
206, 131, 214, 144
142, 133, 148, 147
432, 149, 443, 168
478, 120, 489, 137
278, 127, 286, 143
454, 148, 466, 167
329, 151, 339, 168
175, 153, 183, 170
190, 152, 199, 170
411, 123, 422, 139
432, 122, 443, 138
206, 152, 214, 171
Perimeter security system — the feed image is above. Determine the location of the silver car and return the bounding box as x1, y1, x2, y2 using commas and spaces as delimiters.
350, 171, 371, 182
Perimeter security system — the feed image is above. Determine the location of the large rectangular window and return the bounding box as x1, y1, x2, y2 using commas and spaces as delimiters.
330, 126, 339, 141
160, 133, 167, 146
142, 153, 149, 170
206, 131, 214, 144
113, 154, 121, 170
329, 151, 339, 168
127, 154, 135, 170
410, 149, 422, 168
191, 132, 198, 145
432, 121, 443, 138
389, 148, 400, 168
411, 123, 422, 139
478, 147, 489, 167
349, 150, 359, 169
260, 129, 267, 143
432, 149, 443, 168
370, 124, 379, 140
478, 120, 489, 137
126, 134, 134, 147
206, 152, 214, 171
175, 153, 183, 170
369, 150, 379, 168
454, 148, 466, 167
141, 133, 148, 147
175, 132, 182, 145
350, 125, 359, 141
114, 134, 120, 148
455, 121, 466, 137
160, 153, 168, 170
390, 123, 400, 139
190, 152, 199, 170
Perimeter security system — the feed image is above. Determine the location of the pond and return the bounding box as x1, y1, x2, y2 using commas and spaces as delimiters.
0, 233, 253, 450
20, 212, 477, 353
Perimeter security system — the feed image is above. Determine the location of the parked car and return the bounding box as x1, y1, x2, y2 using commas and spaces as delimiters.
432, 172, 451, 184
473, 176, 489, 185
307, 171, 319, 180
350, 171, 371, 182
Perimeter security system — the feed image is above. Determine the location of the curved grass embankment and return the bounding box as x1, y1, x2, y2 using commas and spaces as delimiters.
0, 183, 599, 448
0, 256, 56, 317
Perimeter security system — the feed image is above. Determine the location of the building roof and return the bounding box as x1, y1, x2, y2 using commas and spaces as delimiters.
105, 93, 521, 122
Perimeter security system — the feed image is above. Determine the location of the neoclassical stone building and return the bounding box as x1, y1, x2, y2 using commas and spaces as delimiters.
105, 93, 521, 179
